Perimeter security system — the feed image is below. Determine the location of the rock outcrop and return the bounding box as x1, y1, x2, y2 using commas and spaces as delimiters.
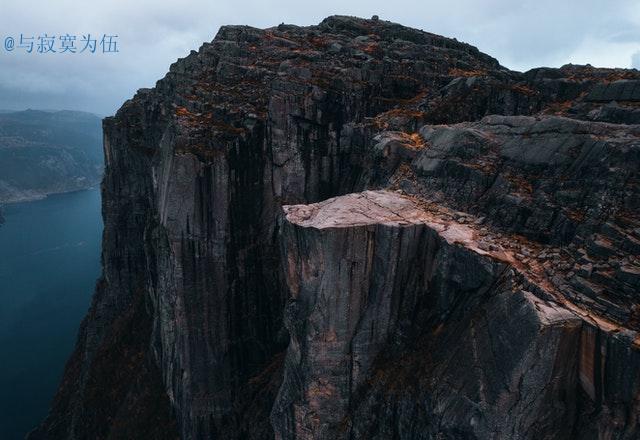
31, 16, 640, 440
275, 190, 639, 439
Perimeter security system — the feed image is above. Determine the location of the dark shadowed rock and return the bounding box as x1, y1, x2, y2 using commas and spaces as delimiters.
274, 191, 640, 439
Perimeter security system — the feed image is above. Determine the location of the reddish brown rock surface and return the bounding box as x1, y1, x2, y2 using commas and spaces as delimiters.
277, 191, 639, 439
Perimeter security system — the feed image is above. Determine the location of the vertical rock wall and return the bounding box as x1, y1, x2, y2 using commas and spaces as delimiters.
30, 16, 640, 440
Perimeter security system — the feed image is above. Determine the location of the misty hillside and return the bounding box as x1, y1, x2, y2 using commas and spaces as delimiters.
0, 110, 103, 203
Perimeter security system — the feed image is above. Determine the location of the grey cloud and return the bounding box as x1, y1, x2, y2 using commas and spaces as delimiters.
1, 0, 639, 115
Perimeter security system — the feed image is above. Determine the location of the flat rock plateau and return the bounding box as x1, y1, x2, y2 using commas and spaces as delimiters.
29, 16, 639, 440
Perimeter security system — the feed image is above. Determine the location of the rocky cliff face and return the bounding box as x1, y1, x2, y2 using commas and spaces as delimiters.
30, 16, 640, 440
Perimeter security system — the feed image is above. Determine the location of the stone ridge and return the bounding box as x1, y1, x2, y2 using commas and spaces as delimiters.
283, 190, 512, 263
282, 189, 637, 331
283, 190, 432, 228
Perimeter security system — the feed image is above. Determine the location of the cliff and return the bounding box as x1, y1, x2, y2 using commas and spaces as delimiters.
30, 16, 640, 440
0, 110, 103, 203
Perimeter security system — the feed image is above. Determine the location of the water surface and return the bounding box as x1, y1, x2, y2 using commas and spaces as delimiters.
0, 188, 102, 439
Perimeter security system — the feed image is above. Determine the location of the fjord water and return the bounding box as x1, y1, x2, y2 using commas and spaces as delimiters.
0, 188, 102, 439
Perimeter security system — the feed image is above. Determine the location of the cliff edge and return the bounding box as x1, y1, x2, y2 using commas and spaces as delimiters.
30, 16, 640, 440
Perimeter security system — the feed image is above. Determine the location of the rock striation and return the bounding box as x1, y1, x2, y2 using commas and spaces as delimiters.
30, 16, 640, 440
275, 190, 639, 439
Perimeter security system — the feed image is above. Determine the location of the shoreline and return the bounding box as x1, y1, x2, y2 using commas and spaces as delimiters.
0, 181, 103, 205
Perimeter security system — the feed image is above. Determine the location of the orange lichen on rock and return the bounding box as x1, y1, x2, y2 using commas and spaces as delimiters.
448, 67, 488, 77
175, 106, 191, 117
511, 83, 538, 97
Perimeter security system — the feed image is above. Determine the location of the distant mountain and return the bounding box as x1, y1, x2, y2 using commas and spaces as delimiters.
0, 110, 104, 203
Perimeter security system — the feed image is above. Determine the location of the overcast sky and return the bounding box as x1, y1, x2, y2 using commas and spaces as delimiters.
1, 0, 639, 116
